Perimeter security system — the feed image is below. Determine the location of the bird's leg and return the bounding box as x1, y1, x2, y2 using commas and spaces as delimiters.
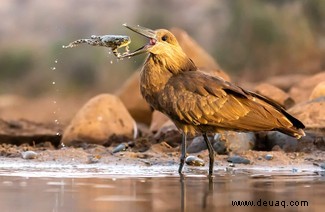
203, 133, 215, 175
178, 133, 187, 175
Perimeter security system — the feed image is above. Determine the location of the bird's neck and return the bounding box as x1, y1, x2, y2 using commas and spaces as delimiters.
141, 51, 196, 90
139, 51, 196, 108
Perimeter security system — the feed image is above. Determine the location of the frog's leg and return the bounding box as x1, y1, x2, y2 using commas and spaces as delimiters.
63, 39, 90, 48
125, 45, 130, 54
112, 48, 121, 58
120, 46, 130, 56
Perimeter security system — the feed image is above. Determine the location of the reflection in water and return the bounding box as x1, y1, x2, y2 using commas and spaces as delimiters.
0, 172, 324, 212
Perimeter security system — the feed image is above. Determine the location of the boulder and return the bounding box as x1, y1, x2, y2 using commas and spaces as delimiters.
171, 28, 230, 81
62, 94, 135, 146
187, 132, 255, 154
116, 71, 152, 125
254, 83, 295, 108
289, 72, 325, 103
288, 97, 325, 129
214, 132, 256, 154
154, 120, 180, 147
260, 131, 317, 152
309, 81, 325, 100
149, 110, 170, 133
265, 74, 307, 91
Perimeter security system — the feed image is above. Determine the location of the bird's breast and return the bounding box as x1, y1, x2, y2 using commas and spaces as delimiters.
139, 60, 173, 109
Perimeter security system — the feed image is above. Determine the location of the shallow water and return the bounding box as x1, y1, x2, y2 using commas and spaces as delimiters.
0, 167, 324, 212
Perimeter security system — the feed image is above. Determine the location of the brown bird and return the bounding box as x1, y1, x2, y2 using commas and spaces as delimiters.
121, 24, 305, 175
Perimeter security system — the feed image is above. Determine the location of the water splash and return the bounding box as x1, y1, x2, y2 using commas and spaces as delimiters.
49, 59, 63, 147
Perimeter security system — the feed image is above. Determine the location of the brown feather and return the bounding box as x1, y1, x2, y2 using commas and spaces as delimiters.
138, 29, 305, 138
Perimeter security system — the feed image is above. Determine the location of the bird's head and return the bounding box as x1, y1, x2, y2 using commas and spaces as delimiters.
122, 24, 196, 73
122, 24, 182, 56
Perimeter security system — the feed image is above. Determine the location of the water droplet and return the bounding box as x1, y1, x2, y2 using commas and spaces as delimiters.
110, 60, 113, 64
108, 51, 111, 55
52, 81, 56, 85
53, 100, 57, 104
51, 67, 56, 70
54, 60, 58, 63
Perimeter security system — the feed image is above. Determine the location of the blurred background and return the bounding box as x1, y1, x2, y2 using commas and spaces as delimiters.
0, 0, 324, 97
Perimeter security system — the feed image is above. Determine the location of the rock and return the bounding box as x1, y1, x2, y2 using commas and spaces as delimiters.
116, 71, 152, 125
187, 134, 244, 155
265, 154, 273, 160
289, 72, 325, 103
288, 97, 325, 129
150, 111, 170, 133
214, 132, 256, 154
154, 120, 180, 147
254, 83, 295, 108
21, 151, 38, 159
187, 136, 208, 153
62, 94, 135, 146
266, 132, 298, 152
112, 143, 128, 153
309, 81, 325, 100
185, 155, 205, 166
227, 155, 250, 164
320, 163, 325, 170
265, 74, 307, 91
212, 135, 227, 154
171, 28, 230, 81
184, 135, 233, 154
260, 131, 318, 152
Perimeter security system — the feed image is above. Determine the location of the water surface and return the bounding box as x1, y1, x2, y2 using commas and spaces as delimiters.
0, 169, 324, 212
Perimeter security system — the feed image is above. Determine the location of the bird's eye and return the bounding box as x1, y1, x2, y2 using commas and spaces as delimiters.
161, 35, 168, 41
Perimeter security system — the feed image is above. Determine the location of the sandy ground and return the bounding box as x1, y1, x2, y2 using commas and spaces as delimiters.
1, 141, 324, 178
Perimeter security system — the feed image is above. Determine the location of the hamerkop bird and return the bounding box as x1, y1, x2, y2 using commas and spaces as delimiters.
121, 24, 305, 175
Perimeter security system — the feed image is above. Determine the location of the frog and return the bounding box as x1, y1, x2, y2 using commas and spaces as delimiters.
63, 34, 131, 57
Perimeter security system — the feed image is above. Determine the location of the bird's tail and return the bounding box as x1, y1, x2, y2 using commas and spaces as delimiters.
248, 91, 305, 139
277, 127, 305, 139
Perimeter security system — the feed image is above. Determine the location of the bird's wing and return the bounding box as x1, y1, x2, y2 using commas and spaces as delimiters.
158, 71, 293, 131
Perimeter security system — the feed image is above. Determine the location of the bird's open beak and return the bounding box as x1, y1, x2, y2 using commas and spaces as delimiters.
120, 24, 157, 58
